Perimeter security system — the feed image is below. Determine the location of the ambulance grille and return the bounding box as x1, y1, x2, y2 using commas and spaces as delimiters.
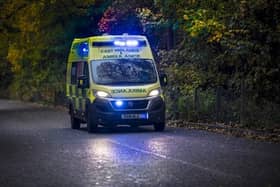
111, 100, 148, 110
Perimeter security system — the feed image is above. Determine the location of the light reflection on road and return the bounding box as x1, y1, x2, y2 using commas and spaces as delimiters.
88, 139, 115, 159
146, 137, 168, 154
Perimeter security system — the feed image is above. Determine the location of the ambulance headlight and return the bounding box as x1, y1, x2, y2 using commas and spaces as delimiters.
95, 91, 111, 98
148, 89, 160, 97
126, 40, 138, 47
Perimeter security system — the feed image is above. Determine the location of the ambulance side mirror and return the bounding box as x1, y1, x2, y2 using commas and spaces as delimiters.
77, 75, 89, 89
159, 72, 168, 87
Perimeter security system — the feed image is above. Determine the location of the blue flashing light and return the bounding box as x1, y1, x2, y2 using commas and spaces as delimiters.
77, 42, 89, 57
113, 40, 139, 47
126, 40, 139, 47
114, 40, 126, 46
92, 40, 146, 47
115, 100, 124, 107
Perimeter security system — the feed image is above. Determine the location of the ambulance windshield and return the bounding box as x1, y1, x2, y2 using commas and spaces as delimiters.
91, 59, 157, 85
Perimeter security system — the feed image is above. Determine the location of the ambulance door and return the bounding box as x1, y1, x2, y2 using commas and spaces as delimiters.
70, 61, 88, 114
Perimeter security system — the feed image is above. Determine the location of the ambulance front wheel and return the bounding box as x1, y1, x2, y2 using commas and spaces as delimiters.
87, 109, 98, 133
70, 107, 81, 129
154, 122, 165, 132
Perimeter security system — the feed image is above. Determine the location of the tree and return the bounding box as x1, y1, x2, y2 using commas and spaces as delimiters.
155, 0, 280, 125
0, 0, 99, 101
98, 0, 148, 34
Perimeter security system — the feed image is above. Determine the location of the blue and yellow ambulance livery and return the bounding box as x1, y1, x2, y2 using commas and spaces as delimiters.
66, 34, 167, 133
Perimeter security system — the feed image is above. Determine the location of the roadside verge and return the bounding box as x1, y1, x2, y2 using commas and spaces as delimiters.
167, 120, 280, 142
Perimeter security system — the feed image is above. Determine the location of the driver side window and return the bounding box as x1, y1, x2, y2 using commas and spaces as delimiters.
70, 61, 88, 85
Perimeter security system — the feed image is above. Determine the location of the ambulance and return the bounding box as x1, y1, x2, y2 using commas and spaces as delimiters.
66, 34, 167, 133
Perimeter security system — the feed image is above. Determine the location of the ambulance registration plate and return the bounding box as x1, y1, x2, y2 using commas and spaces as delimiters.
121, 113, 148, 119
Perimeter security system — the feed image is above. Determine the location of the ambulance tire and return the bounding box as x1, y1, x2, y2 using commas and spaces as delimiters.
70, 107, 80, 129
87, 109, 98, 133
154, 122, 165, 132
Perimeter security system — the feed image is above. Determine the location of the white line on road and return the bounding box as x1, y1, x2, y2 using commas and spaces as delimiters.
108, 139, 242, 179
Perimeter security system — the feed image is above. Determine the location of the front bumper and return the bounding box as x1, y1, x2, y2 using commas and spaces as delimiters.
89, 96, 165, 126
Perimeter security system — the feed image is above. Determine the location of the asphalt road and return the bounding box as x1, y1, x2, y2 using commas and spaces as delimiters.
0, 99, 280, 187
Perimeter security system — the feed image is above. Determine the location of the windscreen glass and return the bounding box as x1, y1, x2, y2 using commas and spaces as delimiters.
91, 59, 157, 85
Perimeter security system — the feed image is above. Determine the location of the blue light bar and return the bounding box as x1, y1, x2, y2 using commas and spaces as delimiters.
114, 40, 126, 46
92, 41, 147, 47
126, 40, 139, 47
113, 40, 139, 47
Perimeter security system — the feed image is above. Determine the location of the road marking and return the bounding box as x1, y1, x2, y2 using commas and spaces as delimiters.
108, 139, 241, 179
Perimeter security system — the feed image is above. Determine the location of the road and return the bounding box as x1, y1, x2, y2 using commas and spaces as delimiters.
0, 99, 280, 187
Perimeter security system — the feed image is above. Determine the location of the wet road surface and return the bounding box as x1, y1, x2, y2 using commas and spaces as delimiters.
0, 99, 280, 187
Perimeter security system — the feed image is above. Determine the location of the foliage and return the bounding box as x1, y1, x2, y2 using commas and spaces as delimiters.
135, 7, 168, 49
0, 29, 12, 94
0, 0, 279, 127
154, 0, 280, 127
0, 0, 101, 102
182, 9, 225, 42
98, 0, 145, 34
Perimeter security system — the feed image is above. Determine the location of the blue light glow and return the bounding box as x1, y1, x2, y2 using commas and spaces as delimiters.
114, 40, 126, 46
126, 40, 139, 47
77, 42, 89, 57
115, 100, 123, 107
139, 113, 149, 119
114, 40, 139, 47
